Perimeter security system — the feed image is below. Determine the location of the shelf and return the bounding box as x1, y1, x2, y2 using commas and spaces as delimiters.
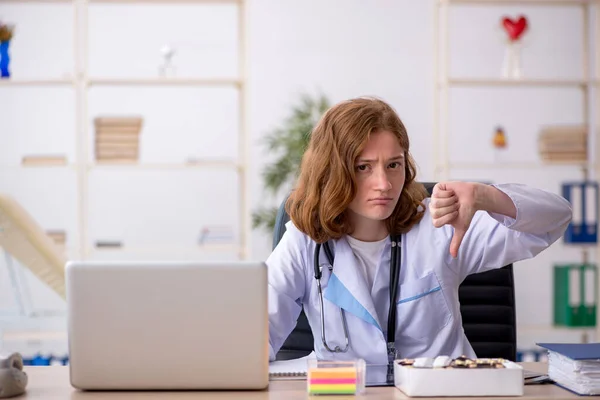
88, 160, 239, 170
446, 161, 590, 169
89, 0, 239, 3
2, 331, 67, 342
22, 164, 76, 169
442, 78, 597, 88
0, 0, 73, 3
0, 163, 76, 169
517, 325, 596, 349
2, 161, 240, 170
0, 78, 75, 87
441, 0, 599, 5
88, 243, 238, 253
521, 325, 597, 332
87, 78, 241, 87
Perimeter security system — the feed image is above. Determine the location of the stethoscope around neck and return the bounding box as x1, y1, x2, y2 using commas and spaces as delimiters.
313, 234, 402, 358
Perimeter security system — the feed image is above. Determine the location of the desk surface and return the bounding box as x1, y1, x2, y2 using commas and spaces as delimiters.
22, 362, 578, 399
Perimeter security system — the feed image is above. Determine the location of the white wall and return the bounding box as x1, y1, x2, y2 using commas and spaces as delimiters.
0, 0, 595, 356
249, 0, 436, 256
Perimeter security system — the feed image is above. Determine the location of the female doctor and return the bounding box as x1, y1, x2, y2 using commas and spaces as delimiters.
266, 97, 572, 368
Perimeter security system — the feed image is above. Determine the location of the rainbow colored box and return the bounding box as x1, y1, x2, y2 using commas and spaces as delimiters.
307, 359, 366, 395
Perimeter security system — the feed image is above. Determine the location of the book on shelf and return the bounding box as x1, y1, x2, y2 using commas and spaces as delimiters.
96, 148, 139, 155
538, 141, 586, 150
94, 159, 139, 165
94, 116, 143, 128
95, 126, 142, 135
539, 153, 587, 162
96, 142, 140, 150
21, 155, 68, 166
539, 125, 588, 136
95, 150, 139, 160
96, 133, 141, 141
96, 137, 140, 146
95, 241, 123, 248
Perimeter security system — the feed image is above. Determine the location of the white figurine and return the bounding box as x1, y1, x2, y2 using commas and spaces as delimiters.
159, 45, 177, 77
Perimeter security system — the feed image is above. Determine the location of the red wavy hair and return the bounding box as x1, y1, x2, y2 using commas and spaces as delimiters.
286, 97, 428, 243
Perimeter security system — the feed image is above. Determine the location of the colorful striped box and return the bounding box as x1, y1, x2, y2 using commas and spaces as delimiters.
307, 359, 366, 395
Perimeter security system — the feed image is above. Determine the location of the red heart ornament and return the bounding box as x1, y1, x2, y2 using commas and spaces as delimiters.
502, 16, 528, 41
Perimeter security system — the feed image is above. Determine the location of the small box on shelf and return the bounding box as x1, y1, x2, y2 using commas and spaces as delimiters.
21, 155, 67, 167
94, 240, 123, 249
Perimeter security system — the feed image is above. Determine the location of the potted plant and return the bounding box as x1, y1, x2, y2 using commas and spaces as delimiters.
252, 93, 330, 234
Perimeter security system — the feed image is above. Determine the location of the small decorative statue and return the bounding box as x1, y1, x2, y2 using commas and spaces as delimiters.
493, 126, 507, 149
0, 353, 28, 398
159, 44, 177, 78
0, 21, 14, 78
501, 15, 528, 79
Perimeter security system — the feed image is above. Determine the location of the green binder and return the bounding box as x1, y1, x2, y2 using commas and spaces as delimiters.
554, 264, 597, 327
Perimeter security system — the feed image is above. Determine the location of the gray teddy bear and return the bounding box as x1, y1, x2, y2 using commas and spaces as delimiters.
0, 353, 27, 398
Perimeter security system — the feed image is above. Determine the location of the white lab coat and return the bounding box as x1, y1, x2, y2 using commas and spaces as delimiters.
267, 183, 572, 365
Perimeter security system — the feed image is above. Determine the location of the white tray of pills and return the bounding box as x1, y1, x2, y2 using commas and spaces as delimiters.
393, 356, 524, 397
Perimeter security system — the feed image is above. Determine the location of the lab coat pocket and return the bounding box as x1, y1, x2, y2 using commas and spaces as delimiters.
396, 272, 451, 340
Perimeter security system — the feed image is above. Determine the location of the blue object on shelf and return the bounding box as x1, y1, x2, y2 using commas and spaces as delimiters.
0, 40, 10, 78
31, 354, 51, 366
562, 181, 598, 244
516, 352, 523, 362
22, 354, 68, 366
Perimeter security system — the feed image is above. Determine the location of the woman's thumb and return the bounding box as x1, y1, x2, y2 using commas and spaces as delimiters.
450, 227, 466, 258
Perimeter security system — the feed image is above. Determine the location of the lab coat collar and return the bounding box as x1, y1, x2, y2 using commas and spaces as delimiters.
323, 237, 383, 332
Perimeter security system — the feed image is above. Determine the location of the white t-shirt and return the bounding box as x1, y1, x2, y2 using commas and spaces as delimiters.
345, 235, 388, 290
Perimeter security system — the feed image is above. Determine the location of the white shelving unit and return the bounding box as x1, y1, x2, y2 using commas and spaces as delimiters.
0, 0, 249, 262
87, 77, 241, 87
446, 77, 598, 87
434, 0, 600, 346
0, 78, 75, 86
434, 0, 599, 182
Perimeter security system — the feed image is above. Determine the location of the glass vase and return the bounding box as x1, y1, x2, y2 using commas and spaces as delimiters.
502, 41, 522, 79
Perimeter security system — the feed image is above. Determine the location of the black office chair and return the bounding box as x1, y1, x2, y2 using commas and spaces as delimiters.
272, 182, 517, 361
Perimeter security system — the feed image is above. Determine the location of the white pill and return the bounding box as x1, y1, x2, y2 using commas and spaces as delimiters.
433, 356, 451, 368
413, 357, 434, 368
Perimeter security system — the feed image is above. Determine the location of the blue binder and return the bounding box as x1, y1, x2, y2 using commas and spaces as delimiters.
537, 342, 600, 360
562, 182, 598, 244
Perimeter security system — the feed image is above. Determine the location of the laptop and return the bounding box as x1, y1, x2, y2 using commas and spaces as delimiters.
66, 260, 269, 390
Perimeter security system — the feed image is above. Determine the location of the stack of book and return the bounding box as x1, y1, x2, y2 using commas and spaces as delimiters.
538, 125, 587, 163
94, 116, 143, 163
537, 342, 600, 395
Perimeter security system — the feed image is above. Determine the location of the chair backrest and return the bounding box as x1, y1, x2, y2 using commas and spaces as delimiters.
271, 183, 517, 361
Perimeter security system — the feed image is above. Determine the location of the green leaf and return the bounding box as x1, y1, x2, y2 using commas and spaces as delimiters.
252, 92, 330, 233
252, 207, 279, 233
